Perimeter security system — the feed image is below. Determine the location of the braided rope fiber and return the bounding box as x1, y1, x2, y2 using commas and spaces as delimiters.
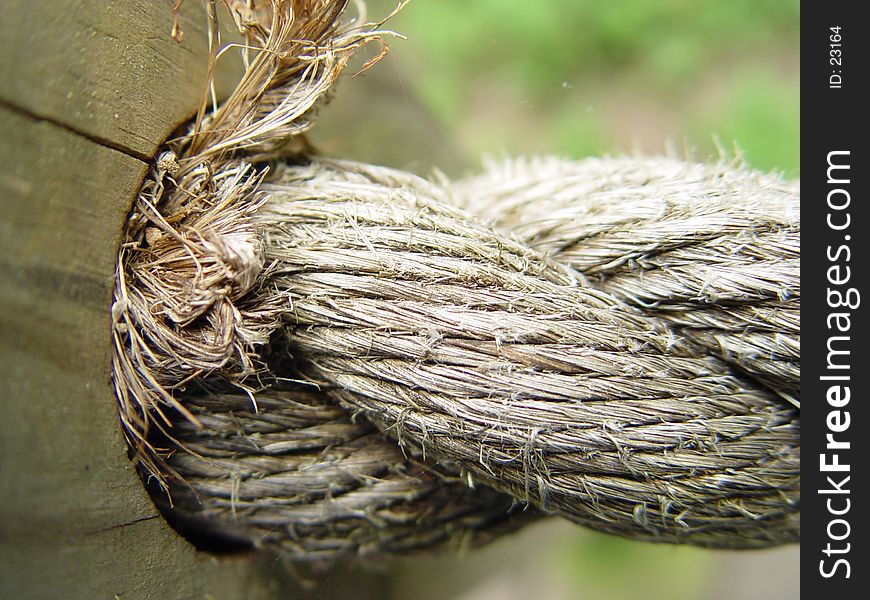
112, 1, 800, 561
253, 158, 799, 550
454, 156, 800, 406
158, 387, 532, 560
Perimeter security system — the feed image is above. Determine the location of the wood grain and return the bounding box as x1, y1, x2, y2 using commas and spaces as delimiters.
0, 2, 363, 597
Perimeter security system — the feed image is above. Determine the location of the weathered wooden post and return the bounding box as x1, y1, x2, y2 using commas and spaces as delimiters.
0, 2, 381, 597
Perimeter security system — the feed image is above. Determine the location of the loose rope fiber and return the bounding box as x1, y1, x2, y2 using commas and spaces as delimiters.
112, 0, 387, 477
112, 1, 800, 560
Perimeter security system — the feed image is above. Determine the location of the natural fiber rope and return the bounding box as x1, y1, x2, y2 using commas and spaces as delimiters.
259, 158, 799, 549
112, 1, 799, 560
157, 386, 532, 561
453, 156, 800, 406
112, 0, 385, 476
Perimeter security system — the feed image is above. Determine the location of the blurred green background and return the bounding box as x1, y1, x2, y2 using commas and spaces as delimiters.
311, 2, 800, 599
313, 0, 799, 179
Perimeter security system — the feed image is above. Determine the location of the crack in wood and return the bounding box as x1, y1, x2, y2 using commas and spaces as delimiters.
89, 514, 162, 535
0, 98, 152, 163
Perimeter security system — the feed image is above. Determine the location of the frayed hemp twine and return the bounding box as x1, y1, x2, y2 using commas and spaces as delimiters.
112, 1, 800, 560
254, 157, 799, 550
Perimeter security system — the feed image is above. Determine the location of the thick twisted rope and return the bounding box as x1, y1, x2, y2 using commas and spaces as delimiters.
114, 0, 530, 559
156, 386, 532, 560
112, 1, 799, 560
155, 157, 799, 554
454, 156, 800, 406
256, 158, 799, 549
112, 0, 386, 476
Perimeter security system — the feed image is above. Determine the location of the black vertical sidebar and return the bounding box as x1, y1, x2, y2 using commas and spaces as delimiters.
802, 2, 867, 597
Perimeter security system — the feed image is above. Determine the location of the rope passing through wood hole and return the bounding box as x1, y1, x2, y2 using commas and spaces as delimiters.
112, 0, 800, 560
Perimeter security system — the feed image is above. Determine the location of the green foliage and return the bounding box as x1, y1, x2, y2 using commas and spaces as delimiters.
389, 0, 799, 172
556, 530, 714, 600
693, 70, 800, 173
